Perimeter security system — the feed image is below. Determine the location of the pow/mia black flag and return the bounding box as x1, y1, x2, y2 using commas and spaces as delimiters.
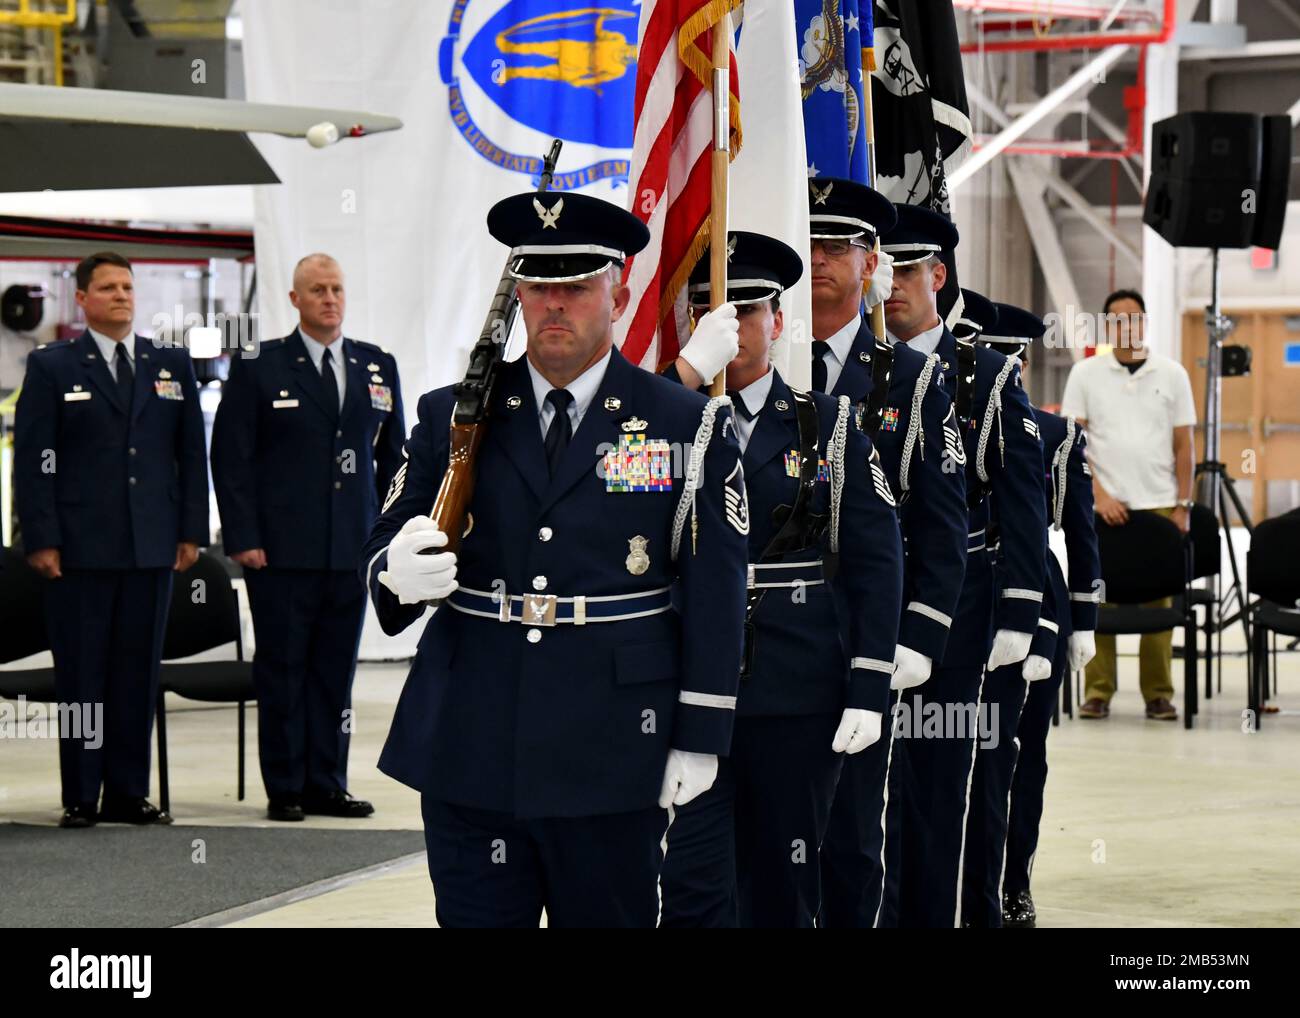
871, 0, 973, 321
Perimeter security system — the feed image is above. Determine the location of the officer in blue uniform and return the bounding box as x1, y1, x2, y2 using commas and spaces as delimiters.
359, 192, 748, 927
799, 178, 969, 927
657, 231, 904, 927
211, 253, 405, 821
876, 209, 1047, 927
15, 251, 209, 828
965, 302, 1100, 928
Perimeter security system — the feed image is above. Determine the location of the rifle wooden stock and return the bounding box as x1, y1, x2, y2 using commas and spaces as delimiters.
430, 421, 485, 555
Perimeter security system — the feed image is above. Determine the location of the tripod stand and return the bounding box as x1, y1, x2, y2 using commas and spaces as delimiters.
1194, 249, 1253, 678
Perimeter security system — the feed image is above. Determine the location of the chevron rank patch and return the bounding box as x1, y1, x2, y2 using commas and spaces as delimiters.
943, 407, 967, 466
1023, 417, 1041, 439
724, 460, 749, 534
1083, 460, 1092, 477
381, 452, 409, 512
870, 450, 896, 507
604, 434, 673, 492
881, 406, 900, 432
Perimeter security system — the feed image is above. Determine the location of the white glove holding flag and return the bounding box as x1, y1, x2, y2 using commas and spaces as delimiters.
377, 517, 458, 605
891, 645, 932, 690
987, 629, 1033, 671
1022, 654, 1053, 682
1069, 630, 1097, 672
658, 749, 718, 808
678, 302, 739, 383
832, 708, 884, 754
865, 249, 895, 308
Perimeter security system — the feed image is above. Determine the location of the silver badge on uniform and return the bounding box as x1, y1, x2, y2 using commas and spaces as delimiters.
774, 399, 790, 412
621, 416, 649, 432
626, 535, 650, 576
506, 395, 523, 409
604, 396, 622, 411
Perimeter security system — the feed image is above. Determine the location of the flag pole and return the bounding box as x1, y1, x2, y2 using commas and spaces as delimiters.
861, 45, 887, 341
707, 15, 730, 398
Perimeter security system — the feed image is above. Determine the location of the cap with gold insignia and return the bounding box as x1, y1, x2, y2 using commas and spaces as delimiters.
881, 203, 960, 266
807, 176, 898, 246
952, 288, 999, 341
686, 230, 803, 310
487, 192, 650, 283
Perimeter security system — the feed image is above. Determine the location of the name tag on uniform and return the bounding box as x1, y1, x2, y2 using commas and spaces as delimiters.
369, 383, 393, 412
604, 434, 672, 492
272, 398, 300, 409
64, 391, 92, 402
154, 380, 184, 400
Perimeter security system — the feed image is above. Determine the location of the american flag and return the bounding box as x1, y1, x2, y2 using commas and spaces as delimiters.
617, 0, 742, 371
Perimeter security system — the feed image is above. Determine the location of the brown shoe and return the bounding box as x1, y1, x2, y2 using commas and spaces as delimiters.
1079, 698, 1110, 719
1145, 698, 1178, 721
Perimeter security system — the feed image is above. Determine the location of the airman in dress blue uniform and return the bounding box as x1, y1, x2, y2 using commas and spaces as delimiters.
657, 231, 904, 927
962, 302, 1100, 928
359, 192, 749, 927
211, 254, 405, 821
876, 209, 1048, 927
798, 179, 970, 928
14, 252, 209, 828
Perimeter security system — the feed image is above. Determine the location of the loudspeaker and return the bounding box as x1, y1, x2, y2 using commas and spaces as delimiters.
1, 284, 44, 332
1143, 111, 1290, 250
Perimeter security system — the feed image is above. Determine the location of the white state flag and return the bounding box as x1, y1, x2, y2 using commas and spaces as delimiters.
730, 3, 813, 389
242, 0, 640, 658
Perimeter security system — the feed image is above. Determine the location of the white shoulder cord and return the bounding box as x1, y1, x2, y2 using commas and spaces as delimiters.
1051, 415, 1076, 531
976, 357, 1017, 484
671, 395, 727, 561
899, 353, 937, 494
829, 394, 850, 554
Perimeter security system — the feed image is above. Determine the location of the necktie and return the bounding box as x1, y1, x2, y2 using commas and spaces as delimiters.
544, 389, 574, 476
114, 343, 134, 407
320, 347, 340, 419
811, 340, 831, 393
726, 389, 754, 422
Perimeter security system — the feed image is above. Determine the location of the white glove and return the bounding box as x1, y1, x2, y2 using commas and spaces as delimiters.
679, 302, 739, 382
1069, 630, 1097, 672
377, 516, 458, 605
890, 645, 932, 691
658, 749, 718, 808
865, 248, 895, 308
1022, 654, 1053, 682
987, 628, 1033, 671
832, 708, 883, 754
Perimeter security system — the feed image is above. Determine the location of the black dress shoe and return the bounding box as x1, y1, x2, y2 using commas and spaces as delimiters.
301, 789, 375, 818
1002, 889, 1037, 928
59, 804, 98, 828
267, 798, 305, 822
98, 797, 173, 825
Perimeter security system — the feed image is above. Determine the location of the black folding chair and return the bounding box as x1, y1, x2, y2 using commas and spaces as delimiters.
1092, 510, 1197, 728
1186, 503, 1222, 701
156, 550, 256, 814
1246, 509, 1300, 731
0, 546, 56, 704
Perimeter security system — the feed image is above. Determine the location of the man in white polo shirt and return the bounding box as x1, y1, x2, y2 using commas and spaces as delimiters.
1060, 289, 1196, 721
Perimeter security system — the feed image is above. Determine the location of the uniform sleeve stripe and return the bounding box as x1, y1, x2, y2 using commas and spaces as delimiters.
851, 657, 894, 674
1002, 588, 1044, 602
1071, 591, 1102, 602
1037, 618, 1060, 633
907, 601, 953, 627
366, 547, 387, 590
678, 691, 737, 710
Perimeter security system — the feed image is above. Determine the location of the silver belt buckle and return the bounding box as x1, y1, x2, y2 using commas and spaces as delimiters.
746, 564, 756, 590
522, 593, 558, 627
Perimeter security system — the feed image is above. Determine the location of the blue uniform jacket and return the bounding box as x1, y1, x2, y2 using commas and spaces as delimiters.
832, 319, 967, 664
360, 347, 748, 819
1027, 408, 1101, 660
14, 331, 209, 569
667, 364, 904, 717
210, 330, 406, 571
929, 330, 1047, 659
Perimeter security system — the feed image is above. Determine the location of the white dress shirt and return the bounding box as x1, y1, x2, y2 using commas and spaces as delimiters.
816, 314, 861, 394
526, 347, 612, 440
888, 317, 945, 358
298, 327, 347, 404
729, 366, 775, 454
89, 327, 134, 378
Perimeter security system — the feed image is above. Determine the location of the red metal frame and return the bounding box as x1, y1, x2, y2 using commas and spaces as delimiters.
958, 0, 1175, 53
